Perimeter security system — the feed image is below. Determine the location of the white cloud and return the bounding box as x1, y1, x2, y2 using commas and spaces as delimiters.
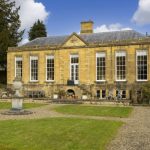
94, 23, 132, 33
13, 0, 49, 31
10, 0, 49, 45
132, 0, 150, 25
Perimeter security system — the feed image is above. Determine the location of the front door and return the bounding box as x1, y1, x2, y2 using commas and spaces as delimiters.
71, 64, 78, 84
70, 55, 79, 84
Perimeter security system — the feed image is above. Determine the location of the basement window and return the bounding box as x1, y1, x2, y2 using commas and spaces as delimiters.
102, 90, 106, 99
122, 90, 126, 99
96, 90, 100, 98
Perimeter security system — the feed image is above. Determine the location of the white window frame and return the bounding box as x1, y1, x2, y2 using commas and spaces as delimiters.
70, 54, 79, 85
46, 55, 54, 82
15, 57, 22, 78
96, 52, 106, 82
136, 50, 148, 82
30, 56, 38, 82
115, 51, 126, 82
96, 90, 106, 99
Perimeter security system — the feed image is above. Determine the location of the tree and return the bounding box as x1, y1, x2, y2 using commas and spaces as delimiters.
141, 82, 150, 104
0, 0, 24, 66
28, 20, 47, 41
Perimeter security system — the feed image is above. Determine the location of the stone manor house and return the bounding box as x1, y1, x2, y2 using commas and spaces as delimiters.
7, 21, 150, 101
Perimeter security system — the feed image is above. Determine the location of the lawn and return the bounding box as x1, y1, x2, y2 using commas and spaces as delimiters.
0, 102, 46, 110
54, 105, 133, 118
0, 118, 123, 150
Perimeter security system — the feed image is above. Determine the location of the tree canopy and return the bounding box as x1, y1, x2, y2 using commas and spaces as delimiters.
28, 19, 47, 41
0, 0, 24, 66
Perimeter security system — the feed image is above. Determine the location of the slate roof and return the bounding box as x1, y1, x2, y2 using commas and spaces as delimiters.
22, 35, 69, 47
80, 30, 144, 43
21, 30, 145, 47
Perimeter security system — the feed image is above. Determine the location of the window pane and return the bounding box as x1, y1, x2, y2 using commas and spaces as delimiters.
30, 56, 38, 81
96, 53, 106, 81
137, 50, 148, 80
122, 90, 126, 99
47, 56, 54, 81
116, 52, 126, 80
15, 57, 22, 79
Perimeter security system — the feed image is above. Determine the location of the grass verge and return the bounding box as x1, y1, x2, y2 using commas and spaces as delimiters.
54, 105, 133, 118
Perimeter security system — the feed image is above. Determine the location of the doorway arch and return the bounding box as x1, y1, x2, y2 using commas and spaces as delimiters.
66, 89, 75, 98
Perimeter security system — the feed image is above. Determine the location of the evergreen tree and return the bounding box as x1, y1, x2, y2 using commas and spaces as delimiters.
0, 0, 24, 66
28, 20, 47, 41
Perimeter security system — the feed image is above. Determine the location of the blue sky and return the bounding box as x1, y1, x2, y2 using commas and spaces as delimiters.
16, 0, 150, 44
35, 0, 149, 36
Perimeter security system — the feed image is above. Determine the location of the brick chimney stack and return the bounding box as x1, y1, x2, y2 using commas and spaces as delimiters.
80, 20, 94, 34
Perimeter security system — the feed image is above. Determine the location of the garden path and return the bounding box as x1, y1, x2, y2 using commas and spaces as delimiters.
107, 106, 150, 150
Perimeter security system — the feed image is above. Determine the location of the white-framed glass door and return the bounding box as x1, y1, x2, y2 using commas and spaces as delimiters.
70, 55, 79, 84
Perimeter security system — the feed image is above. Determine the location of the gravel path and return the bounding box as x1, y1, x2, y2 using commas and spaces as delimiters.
0, 104, 62, 120
0, 104, 129, 121
107, 106, 150, 150
0, 104, 149, 150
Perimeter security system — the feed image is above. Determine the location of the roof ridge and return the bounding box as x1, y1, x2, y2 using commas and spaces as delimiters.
47, 35, 69, 38
80, 30, 137, 35
31, 35, 69, 41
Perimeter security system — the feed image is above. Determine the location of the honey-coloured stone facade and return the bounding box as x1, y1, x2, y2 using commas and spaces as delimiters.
7, 21, 150, 101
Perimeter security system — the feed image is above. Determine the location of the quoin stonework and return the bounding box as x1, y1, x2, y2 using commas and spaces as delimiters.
7, 21, 150, 102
